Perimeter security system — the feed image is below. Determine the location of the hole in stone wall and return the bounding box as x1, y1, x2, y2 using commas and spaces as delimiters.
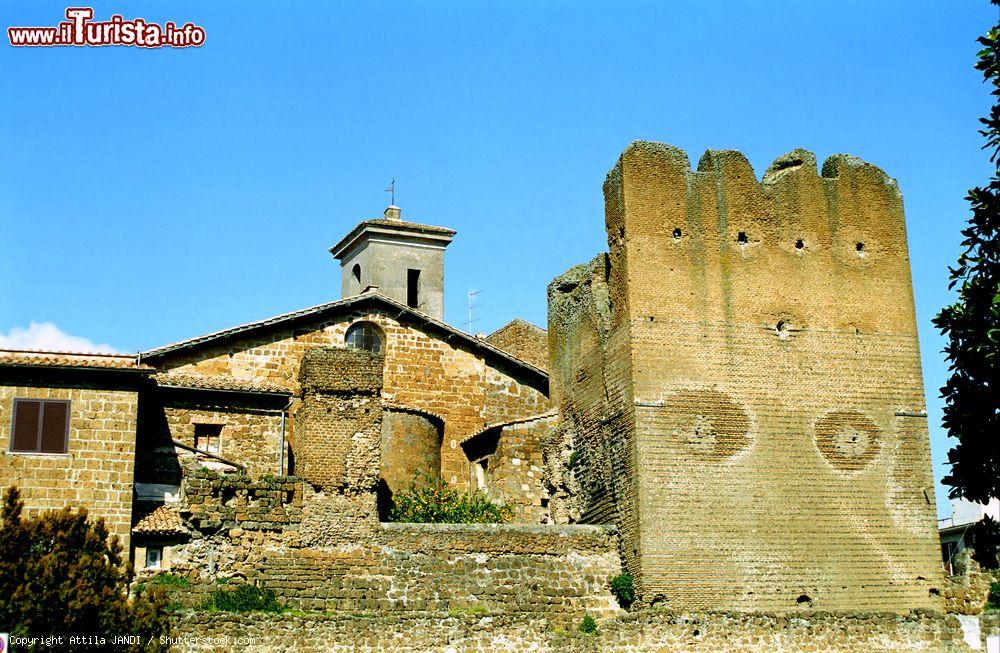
796, 594, 812, 605
856, 242, 865, 252
693, 629, 700, 637
737, 231, 748, 244
617, 227, 625, 245
929, 588, 941, 596
795, 239, 805, 250
775, 320, 791, 340
673, 228, 683, 239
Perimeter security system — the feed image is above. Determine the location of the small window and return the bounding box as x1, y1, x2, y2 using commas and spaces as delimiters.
145, 547, 162, 569
194, 424, 222, 455
10, 399, 70, 454
352, 263, 361, 285
407, 269, 420, 308
345, 322, 383, 354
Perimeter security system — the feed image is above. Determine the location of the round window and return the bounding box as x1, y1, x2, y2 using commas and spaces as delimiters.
345, 322, 383, 355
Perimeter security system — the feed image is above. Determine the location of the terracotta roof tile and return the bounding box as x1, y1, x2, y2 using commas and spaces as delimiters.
154, 372, 290, 395
0, 349, 152, 370
132, 505, 187, 536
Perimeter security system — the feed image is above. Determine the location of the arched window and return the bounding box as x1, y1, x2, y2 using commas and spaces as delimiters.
352, 264, 361, 285
345, 321, 383, 354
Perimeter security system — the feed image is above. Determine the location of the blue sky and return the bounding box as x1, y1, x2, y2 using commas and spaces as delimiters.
1, 1, 996, 517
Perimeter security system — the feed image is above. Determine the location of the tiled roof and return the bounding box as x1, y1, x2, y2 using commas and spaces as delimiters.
132, 505, 187, 536
154, 372, 291, 395
0, 349, 153, 371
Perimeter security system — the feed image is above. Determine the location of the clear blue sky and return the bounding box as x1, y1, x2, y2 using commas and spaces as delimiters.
1, 1, 996, 517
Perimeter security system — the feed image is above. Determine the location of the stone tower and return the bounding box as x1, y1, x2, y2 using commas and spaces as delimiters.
330, 205, 456, 320
549, 141, 942, 612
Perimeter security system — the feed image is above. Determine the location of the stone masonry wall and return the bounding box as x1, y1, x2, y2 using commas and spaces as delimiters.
169, 609, 969, 652
294, 348, 383, 491
557, 140, 942, 612
0, 384, 138, 545
156, 306, 549, 492
485, 319, 549, 372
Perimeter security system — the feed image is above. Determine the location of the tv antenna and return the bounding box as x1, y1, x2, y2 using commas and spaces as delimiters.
385, 178, 396, 205
466, 290, 483, 334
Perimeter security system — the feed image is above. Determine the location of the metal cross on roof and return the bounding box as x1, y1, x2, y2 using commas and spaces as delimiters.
385, 178, 395, 205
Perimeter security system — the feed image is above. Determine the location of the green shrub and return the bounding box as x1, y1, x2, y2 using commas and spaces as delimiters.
388, 475, 512, 524
609, 572, 635, 608
151, 573, 189, 587
0, 486, 171, 651
579, 614, 597, 635
988, 582, 1000, 610
202, 584, 283, 613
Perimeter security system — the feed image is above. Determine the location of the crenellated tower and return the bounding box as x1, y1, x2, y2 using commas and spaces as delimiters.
549, 141, 941, 612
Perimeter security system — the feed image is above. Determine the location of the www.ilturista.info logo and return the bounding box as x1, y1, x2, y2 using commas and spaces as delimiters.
8, 7, 205, 48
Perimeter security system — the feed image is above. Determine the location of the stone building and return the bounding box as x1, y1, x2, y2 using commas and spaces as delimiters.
0, 141, 944, 617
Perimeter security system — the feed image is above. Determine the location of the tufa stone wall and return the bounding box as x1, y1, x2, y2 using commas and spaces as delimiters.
485, 319, 549, 372
462, 414, 555, 524
294, 348, 383, 492
0, 383, 138, 545
169, 609, 969, 652
157, 306, 550, 492
549, 141, 943, 613
381, 408, 443, 494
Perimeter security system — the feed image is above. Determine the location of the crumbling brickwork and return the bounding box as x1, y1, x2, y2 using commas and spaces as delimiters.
550, 141, 942, 612
294, 348, 383, 491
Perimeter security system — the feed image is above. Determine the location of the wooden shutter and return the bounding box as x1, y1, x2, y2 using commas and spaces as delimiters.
11, 399, 41, 451
40, 401, 69, 454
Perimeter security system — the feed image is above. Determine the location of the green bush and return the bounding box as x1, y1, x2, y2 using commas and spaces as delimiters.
609, 572, 635, 609
0, 486, 171, 652
579, 614, 597, 635
988, 582, 1000, 611
151, 573, 189, 587
202, 584, 283, 613
388, 475, 513, 524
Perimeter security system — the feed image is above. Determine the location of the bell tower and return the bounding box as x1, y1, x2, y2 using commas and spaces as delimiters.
329, 205, 456, 321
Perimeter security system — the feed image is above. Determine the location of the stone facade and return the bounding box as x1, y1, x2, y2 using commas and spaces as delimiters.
0, 361, 147, 545
485, 319, 549, 372
548, 141, 942, 612
152, 303, 550, 494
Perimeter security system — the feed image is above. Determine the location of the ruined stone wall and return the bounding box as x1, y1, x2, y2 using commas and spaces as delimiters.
294, 348, 383, 492
547, 252, 643, 588
463, 414, 554, 523
557, 141, 941, 612
485, 319, 549, 371
164, 404, 282, 478
169, 609, 969, 652
157, 306, 549, 492
0, 384, 138, 544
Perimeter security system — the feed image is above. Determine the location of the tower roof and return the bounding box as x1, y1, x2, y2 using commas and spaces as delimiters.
329, 205, 456, 260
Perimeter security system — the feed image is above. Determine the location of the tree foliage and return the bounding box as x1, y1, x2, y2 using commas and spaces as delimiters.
934, 1, 1000, 503
971, 514, 1000, 570
0, 487, 170, 652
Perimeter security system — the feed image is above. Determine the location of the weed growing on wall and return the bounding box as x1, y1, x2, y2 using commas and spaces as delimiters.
579, 614, 597, 635
609, 572, 635, 609
201, 584, 283, 613
389, 474, 513, 524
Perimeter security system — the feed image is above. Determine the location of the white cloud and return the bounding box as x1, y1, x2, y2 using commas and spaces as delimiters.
0, 322, 120, 354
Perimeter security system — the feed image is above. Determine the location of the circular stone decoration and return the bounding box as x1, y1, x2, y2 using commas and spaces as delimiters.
662, 389, 752, 461
814, 411, 880, 471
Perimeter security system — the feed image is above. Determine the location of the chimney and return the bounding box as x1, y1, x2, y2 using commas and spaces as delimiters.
384, 205, 402, 220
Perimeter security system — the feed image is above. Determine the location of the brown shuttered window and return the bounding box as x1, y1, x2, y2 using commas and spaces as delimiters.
10, 399, 70, 454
